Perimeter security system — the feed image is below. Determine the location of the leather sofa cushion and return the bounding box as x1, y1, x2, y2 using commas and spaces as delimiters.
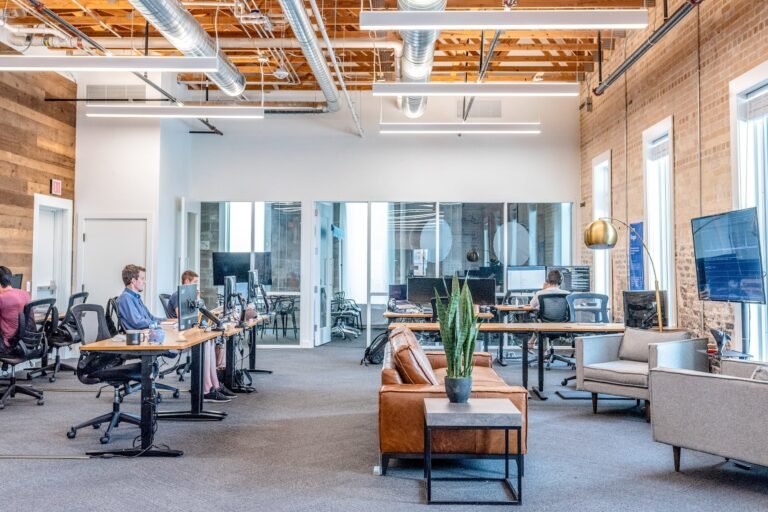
390, 328, 438, 385
619, 327, 691, 362
433, 367, 506, 387
583, 360, 649, 388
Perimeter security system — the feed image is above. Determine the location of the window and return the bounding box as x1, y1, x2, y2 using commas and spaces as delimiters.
643, 118, 676, 325
592, 152, 612, 298
506, 203, 573, 267
736, 83, 768, 360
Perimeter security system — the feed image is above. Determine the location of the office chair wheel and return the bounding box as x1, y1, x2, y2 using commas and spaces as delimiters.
67, 428, 76, 439
93, 423, 101, 429
0, 403, 5, 410
561, 378, 569, 386
173, 390, 180, 399
100, 435, 111, 445
37, 399, 44, 406
156, 394, 163, 404
49, 376, 56, 383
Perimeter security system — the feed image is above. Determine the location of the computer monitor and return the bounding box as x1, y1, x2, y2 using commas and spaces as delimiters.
212, 252, 250, 286
10, 273, 22, 289
247, 270, 259, 302
223, 275, 237, 318
389, 284, 407, 301
449, 278, 497, 306
623, 290, 668, 328
546, 266, 591, 292
177, 283, 198, 331
507, 266, 546, 292
407, 277, 449, 304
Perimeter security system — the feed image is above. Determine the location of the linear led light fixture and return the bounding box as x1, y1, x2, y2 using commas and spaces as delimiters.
373, 82, 579, 97
379, 122, 541, 135
0, 55, 219, 72
360, 9, 649, 31
85, 104, 265, 119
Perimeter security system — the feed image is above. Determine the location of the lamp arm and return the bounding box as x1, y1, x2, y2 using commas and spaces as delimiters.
598, 217, 664, 332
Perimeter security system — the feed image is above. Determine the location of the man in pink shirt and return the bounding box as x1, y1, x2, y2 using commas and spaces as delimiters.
0, 266, 30, 354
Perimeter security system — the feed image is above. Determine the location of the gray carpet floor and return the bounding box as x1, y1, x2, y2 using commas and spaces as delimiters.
1, 345, 766, 512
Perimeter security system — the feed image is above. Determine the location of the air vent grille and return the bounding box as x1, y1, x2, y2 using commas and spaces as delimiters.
85, 84, 148, 105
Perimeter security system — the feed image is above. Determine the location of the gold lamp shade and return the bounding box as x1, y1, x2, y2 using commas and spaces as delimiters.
584, 219, 619, 249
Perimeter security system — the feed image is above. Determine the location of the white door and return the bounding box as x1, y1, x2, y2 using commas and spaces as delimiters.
81, 218, 147, 310
32, 195, 73, 309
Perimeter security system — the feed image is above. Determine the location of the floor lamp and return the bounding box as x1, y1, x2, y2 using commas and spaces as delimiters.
584, 218, 664, 333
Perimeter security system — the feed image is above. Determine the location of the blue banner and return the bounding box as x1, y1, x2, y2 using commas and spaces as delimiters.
629, 222, 645, 291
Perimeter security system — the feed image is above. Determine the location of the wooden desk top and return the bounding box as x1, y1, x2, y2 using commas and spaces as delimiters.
389, 322, 625, 333
81, 325, 220, 352
383, 310, 494, 320
494, 304, 534, 312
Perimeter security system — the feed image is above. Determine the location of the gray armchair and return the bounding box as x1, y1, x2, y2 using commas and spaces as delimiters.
576, 328, 708, 416
650, 359, 768, 471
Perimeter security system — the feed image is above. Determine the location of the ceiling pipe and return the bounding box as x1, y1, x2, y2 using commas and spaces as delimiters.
398, 0, 446, 118
125, 0, 246, 96
593, 0, 702, 96
276, 0, 339, 112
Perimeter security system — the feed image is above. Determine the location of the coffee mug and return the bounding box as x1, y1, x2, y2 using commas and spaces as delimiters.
126, 330, 142, 345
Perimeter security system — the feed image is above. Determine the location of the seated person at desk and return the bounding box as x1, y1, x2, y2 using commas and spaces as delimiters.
0, 266, 30, 355
529, 269, 569, 310
117, 264, 164, 330
168, 270, 234, 402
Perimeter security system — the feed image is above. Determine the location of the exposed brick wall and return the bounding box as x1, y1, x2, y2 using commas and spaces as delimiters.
579, 0, 768, 339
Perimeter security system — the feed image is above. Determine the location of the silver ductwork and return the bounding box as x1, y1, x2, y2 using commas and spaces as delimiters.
276, 0, 340, 112
126, 0, 246, 97
398, 0, 445, 118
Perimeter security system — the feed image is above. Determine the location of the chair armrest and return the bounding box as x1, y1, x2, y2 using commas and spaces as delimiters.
650, 367, 768, 467
720, 359, 768, 378
576, 334, 622, 366
649, 338, 709, 372
425, 352, 493, 370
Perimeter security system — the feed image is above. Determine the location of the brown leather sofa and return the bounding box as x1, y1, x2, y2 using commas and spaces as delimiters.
379, 326, 528, 474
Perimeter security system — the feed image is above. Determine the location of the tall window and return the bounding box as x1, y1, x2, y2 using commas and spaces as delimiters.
736, 83, 768, 360
644, 118, 676, 325
592, 152, 611, 298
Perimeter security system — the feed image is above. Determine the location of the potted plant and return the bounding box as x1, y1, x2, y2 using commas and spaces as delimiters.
435, 275, 480, 404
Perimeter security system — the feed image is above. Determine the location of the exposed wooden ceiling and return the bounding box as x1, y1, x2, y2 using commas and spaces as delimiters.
4, 0, 653, 93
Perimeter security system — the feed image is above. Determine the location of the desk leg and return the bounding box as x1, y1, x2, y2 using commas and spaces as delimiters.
246, 325, 272, 375
87, 355, 183, 458
531, 333, 549, 401
225, 333, 255, 393
157, 343, 227, 421
522, 335, 528, 390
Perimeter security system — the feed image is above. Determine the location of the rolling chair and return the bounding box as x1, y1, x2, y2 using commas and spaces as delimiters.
159, 293, 175, 319
330, 295, 359, 340
27, 292, 88, 382
158, 292, 192, 382
0, 298, 56, 409
109, 296, 181, 401
66, 303, 142, 444
560, 293, 610, 386
532, 293, 571, 370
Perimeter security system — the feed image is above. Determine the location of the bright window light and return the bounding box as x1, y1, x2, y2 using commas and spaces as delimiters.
373, 82, 579, 97
379, 122, 541, 135
85, 104, 265, 119
359, 9, 649, 31
0, 55, 219, 72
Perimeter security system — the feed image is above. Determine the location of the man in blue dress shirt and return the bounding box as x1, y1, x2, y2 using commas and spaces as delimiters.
117, 264, 163, 330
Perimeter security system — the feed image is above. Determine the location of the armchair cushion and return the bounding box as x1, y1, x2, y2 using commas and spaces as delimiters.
390, 328, 438, 385
751, 366, 768, 381
619, 327, 691, 362
583, 360, 649, 388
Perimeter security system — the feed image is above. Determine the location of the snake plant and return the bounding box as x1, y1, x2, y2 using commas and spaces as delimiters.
435, 275, 479, 379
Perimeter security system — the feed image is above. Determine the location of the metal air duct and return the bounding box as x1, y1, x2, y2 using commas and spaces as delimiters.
126, 0, 246, 97
398, 0, 446, 118
276, 0, 340, 112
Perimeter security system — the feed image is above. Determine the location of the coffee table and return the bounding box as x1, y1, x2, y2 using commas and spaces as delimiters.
423, 398, 522, 505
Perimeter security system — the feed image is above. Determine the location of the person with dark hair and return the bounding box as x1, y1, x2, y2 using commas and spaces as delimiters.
529, 269, 568, 310
117, 264, 163, 330
0, 266, 30, 354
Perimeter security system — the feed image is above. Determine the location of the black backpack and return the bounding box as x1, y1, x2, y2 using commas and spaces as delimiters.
361, 332, 388, 366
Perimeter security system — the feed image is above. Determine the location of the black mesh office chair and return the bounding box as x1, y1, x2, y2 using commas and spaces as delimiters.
0, 298, 56, 409
535, 293, 571, 370
159, 293, 175, 319
559, 293, 610, 386
27, 292, 88, 382
66, 303, 142, 444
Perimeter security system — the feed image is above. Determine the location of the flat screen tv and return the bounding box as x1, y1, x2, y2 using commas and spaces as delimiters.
691, 207, 766, 304
212, 252, 250, 286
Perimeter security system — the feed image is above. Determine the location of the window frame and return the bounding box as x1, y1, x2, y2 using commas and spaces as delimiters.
592, 150, 612, 302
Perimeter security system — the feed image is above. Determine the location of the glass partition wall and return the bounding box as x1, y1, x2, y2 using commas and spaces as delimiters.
200, 201, 302, 346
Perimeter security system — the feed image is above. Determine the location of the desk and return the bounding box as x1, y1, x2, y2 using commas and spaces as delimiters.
383, 309, 494, 324
389, 322, 625, 400
222, 315, 270, 393
81, 325, 223, 457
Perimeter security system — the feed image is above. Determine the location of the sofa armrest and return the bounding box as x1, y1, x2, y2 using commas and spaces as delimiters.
576, 334, 622, 389
649, 338, 709, 372
650, 367, 768, 467
425, 351, 493, 370
381, 367, 403, 385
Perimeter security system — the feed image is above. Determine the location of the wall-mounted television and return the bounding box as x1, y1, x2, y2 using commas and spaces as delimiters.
212, 252, 250, 286
691, 207, 766, 304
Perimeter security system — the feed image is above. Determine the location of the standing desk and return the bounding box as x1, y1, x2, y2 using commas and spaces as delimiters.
80, 325, 222, 457
222, 315, 270, 393
388, 322, 625, 400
